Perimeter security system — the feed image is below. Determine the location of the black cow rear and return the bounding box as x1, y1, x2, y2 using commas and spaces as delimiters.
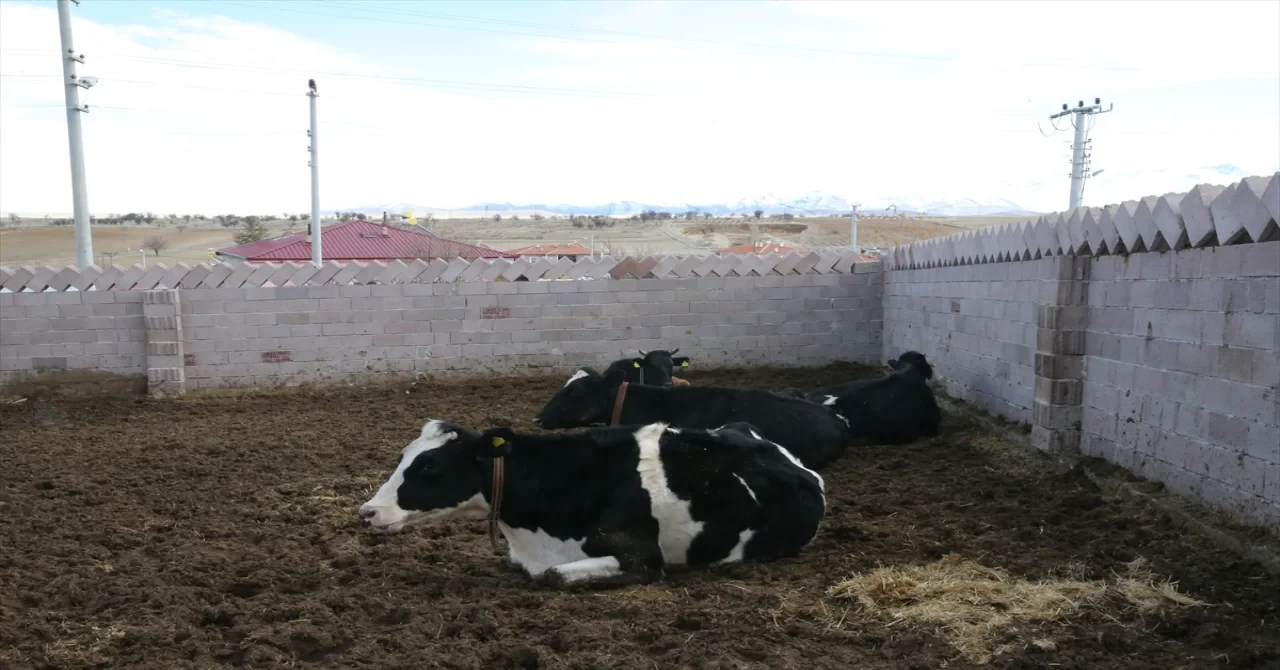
822, 351, 941, 444
535, 366, 851, 470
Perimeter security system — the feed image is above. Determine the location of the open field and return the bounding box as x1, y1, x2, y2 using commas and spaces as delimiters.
0, 222, 294, 268
0, 214, 1022, 267
2, 364, 1277, 669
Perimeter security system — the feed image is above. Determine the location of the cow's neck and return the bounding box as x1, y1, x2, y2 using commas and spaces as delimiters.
611, 383, 682, 425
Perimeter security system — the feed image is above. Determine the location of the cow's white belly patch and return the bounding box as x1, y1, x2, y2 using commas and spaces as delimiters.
501, 525, 589, 577
634, 423, 704, 566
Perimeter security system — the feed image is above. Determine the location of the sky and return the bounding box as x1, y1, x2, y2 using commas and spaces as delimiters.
0, 0, 1277, 215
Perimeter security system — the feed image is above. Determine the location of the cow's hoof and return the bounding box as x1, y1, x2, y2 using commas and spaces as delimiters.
540, 567, 572, 589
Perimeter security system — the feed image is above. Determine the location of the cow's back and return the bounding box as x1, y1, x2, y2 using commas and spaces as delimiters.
648, 427, 825, 567
657, 387, 850, 469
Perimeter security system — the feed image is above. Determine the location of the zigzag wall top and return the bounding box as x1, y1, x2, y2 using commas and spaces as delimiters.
885, 173, 1280, 270
0, 250, 882, 293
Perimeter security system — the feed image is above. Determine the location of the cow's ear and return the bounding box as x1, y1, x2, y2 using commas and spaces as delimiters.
673, 357, 690, 367
476, 427, 515, 459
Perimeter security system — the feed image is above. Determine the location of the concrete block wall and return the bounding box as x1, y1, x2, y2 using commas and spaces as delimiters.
175, 273, 884, 389
880, 173, 1279, 531
0, 289, 146, 382
0, 252, 884, 390
1079, 242, 1279, 529
883, 260, 1039, 423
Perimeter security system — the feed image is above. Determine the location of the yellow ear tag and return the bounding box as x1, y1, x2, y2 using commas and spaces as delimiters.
633, 361, 640, 368
492, 437, 505, 448
681, 361, 689, 367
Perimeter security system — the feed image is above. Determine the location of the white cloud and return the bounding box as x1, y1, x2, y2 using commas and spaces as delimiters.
0, 1, 1276, 216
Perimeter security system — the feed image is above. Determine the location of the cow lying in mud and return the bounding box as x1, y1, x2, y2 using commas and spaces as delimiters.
357, 420, 826, 588
603, 349, 692, 387
533, 366, 852, 470
796, 351, 940, 445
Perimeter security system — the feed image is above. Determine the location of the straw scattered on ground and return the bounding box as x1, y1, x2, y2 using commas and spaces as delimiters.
827, 553, 1207, 664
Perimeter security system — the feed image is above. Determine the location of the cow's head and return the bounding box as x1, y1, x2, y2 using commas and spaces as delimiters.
633, 348, 690, 386
888, 350, 934, 380
357, 420, 512, 533
533, 366, 626, 429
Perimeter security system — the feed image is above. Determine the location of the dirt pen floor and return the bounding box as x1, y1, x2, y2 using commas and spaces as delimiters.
2, 364, 1279, 670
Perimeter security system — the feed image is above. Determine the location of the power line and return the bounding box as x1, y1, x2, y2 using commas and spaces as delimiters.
0, 52, 647, 100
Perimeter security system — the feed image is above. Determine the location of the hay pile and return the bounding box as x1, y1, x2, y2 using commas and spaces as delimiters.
828, 554, 1205, 663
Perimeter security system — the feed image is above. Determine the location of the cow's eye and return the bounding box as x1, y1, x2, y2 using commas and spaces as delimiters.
418, 461, 440, 476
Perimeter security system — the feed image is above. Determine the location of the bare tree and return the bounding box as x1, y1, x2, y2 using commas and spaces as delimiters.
753, 210, 764, 220
176, 224, 188, 234
142, 235, 169, 257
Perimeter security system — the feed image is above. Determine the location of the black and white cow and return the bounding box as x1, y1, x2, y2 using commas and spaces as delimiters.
533, 366, 851, 470
796, 350, 934, 404
602, 349, 692, 387
818, 351, 941, 444
356, 419, 826, 587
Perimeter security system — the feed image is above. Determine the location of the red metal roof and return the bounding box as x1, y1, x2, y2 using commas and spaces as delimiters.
505, 242, 593, 256
218, 220, 513, 261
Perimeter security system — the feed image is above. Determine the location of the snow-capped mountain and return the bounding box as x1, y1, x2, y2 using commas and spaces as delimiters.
344, 190, 1040, 218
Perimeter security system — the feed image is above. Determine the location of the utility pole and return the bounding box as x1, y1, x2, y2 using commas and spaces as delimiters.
849, 204, 859, 250
57, 0, 94, 268
307, 79, 322, 266
1048, 97, 1113, 210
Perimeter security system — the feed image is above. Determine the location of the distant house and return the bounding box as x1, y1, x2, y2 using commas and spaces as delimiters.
717, 241, 802, 255
504, 242, 593, 262
216, 220, 513, 265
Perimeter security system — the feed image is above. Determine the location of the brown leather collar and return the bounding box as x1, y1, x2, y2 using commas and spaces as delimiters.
488, 457, 505, 555
611, 381, 629, 426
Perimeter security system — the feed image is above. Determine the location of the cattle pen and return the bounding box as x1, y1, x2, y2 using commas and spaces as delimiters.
2, 364, 1278, 669
2, 174, 1278, 668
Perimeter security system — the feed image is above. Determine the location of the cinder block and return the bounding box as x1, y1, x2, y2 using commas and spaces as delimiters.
1032, 400, 1082, 431
1083, 406, 1118, 441
1206, 411, 1252, 451
1031, 425, 1081, 454
1035, 305, 1089, 330
1252, 346, 1280, 389
1173, 403, 1210, 441
147, 342, 181, 356
1225, 312, 1276, 350
1199, 311, 1226, 346
1082, 381, 1119, 411
1035, 377, 1082, 405
142, 289, 179, 305
1036, 328, 1085, 355
1214, 346, 1254, 384
1240, 241, 1280, 278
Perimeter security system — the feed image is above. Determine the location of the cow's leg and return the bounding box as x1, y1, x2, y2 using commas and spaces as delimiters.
542, 524, 662, 589
542, 556, 626, 587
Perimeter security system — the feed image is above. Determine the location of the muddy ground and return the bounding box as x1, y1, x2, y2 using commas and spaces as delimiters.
1, 364, 1278, 669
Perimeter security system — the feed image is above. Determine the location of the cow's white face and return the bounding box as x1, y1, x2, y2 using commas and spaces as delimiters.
357, 420, 489, 533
